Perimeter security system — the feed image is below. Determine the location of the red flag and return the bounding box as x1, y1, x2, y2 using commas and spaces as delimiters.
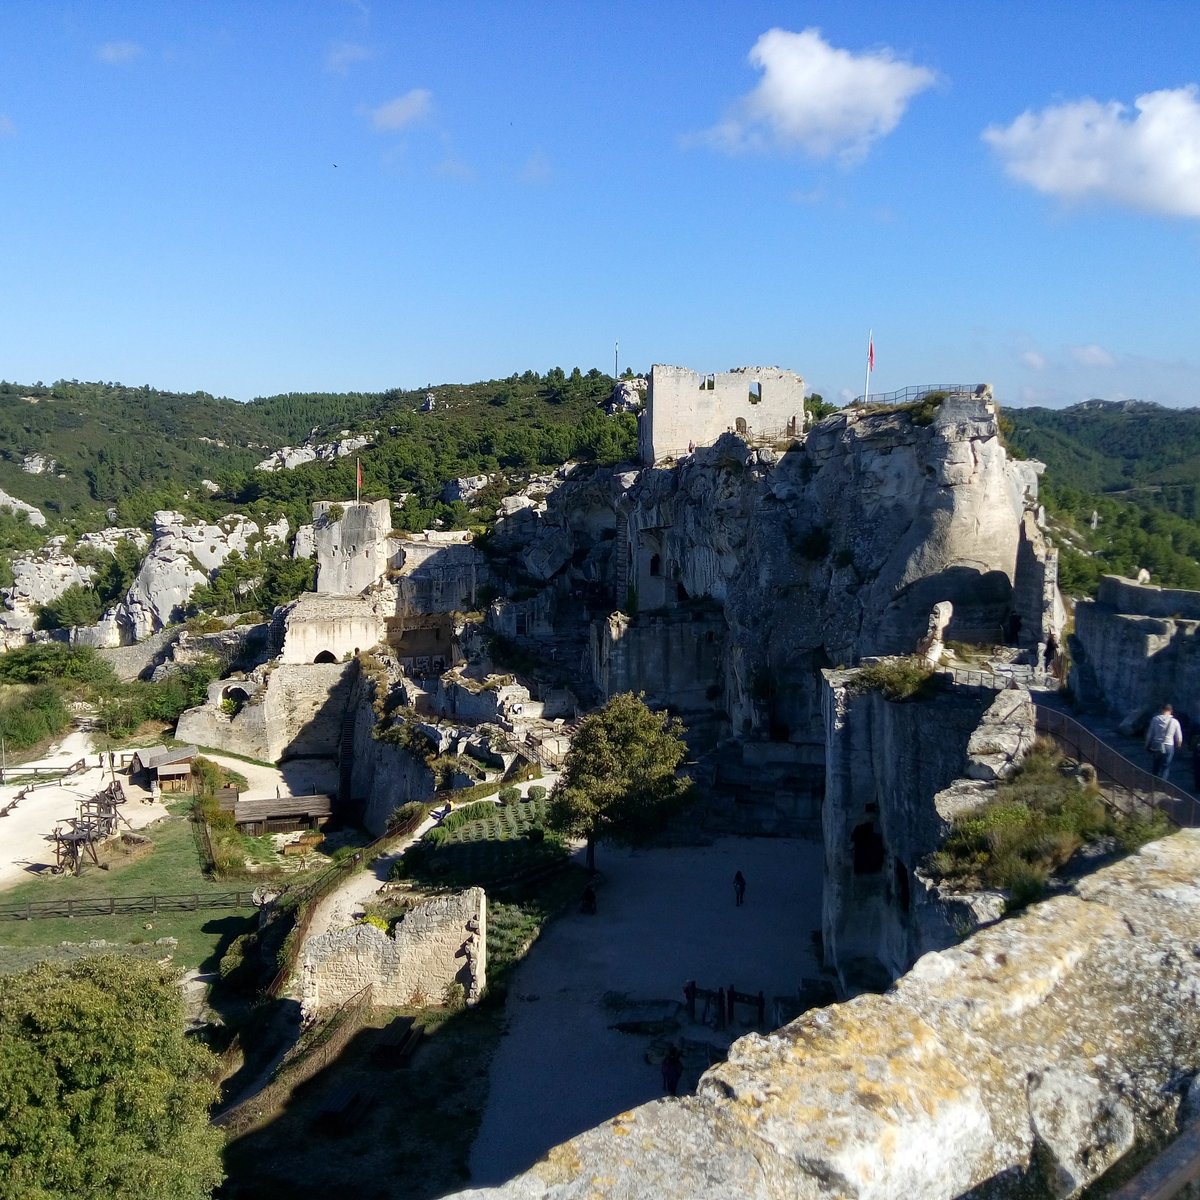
868, 338, 874, 373
356, 458, 363, 491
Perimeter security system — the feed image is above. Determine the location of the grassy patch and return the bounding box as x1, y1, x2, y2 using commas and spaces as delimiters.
0, 810, 259, 970
923, 739, 1172, 910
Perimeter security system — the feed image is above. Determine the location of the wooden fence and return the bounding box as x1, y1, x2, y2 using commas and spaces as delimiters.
0, 890, 258, 921
214, 983, 376, 1136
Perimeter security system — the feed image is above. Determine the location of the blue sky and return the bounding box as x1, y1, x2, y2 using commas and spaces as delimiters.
2, 2, 1199, 409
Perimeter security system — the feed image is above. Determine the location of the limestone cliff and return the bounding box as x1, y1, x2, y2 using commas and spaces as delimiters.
448, 831, 1200, 1200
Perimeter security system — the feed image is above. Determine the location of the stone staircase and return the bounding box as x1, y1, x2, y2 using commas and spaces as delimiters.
336, 660, 361, 818
613, 514, 630, 609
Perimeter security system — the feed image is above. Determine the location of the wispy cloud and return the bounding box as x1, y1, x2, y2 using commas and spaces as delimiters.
697, 27, 935, 163
1070, 343, 1117, 368
0, 115, 15, 138
365, 89, 432, 132
984, 86, 1200, 218
325, 41, 374, 74
518, 150, 552, 185
1020, 350, 1047, 371
95, 40, 143, 66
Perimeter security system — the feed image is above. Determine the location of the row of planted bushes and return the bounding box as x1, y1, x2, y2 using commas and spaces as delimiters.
0, 684, 72, 750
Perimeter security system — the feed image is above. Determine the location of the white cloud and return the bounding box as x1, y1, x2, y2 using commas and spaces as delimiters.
1070, 343, 1117, 368
984, 86, 1200, 218
366, 89, 431, 132
699, 27, 936, 162
95, 40, 143, 65
325, 41, 374, 74
0, 115, 15, 137
518, 150, 552, 185
1020, 350, 1047, 371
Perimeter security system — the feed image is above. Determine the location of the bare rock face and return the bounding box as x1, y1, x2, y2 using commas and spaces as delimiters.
3, 529, 149, 618
442, 474, 491, 504
255, 433, 374, 472
312, 500, 398, 596
447, 830, 1200, 1200
74, 511, 287, 646
0, 487, 46, 527
21, 452, 57, 475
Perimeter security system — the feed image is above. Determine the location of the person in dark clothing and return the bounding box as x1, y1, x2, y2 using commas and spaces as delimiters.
580, 884, 597, 915
733, 870, 746, 906
661, 1045, 683, 1096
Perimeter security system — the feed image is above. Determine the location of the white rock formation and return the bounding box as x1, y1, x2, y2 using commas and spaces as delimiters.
3, 529, 149, 619
21, 453, 56, 475
442, 474, 491, 504
75, 511, 288, 645
0, 488, 46, 527
255, 433, 374, 472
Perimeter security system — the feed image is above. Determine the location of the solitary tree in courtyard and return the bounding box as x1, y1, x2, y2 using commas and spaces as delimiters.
548, 692, 691, 872
0, 955, 224, 1200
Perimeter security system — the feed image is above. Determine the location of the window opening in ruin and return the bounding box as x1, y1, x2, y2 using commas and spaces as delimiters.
677, 582, 689, 602
893, 858, 911, 912
514, 612, 529, 636
649, 554, 662, 577
735, 417, 748, 435
701, 374, 715, 390
314, 650, 337, 664
850, 822, 885, 875
705, 631, 716, 644
748, 382, 762, 405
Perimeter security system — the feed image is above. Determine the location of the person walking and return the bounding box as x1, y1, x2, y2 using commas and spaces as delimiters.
1146, 703, 1184, 781
733, 870, 746, 906
661, 1045, 683, 1096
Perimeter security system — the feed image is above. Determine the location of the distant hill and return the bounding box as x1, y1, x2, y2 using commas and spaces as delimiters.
0, 369, 637, 540
1004, 399, 1200, 494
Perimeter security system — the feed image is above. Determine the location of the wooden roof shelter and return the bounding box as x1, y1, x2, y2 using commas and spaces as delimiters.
225, 794, 333, 836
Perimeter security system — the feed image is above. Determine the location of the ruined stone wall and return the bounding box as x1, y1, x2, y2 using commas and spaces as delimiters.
313, 499, 399, 595
393, 532, 485, 614
278, 593, 387, 664
301, 887, 485, 1013
176, 661, 354, 761
1070, 577, 1200, 728
1011, 511, 1065, 650
639, 365, 805, 464
448, 831, 1200, 1200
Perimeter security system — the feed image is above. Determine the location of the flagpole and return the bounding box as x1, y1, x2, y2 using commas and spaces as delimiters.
355, 457, 361, 504
863, 329, 873, 403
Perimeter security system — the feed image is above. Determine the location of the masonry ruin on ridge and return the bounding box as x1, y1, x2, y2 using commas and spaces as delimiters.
637, 364, 806, 464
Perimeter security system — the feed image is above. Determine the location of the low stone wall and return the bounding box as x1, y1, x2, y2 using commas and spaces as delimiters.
448, 832, 1200, 1200
1098, 574, 1200, 621
301, 887, 485, 1015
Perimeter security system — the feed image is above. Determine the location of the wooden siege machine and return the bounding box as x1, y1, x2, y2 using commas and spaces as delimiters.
47, 780, 130, 876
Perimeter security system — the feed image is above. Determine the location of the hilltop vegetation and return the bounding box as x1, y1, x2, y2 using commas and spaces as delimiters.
1006, 400, 1200, 595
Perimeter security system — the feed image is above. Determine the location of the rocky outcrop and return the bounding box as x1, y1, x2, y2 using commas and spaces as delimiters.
70, 510, 289, 647
448, 830, 1200, 1200
21, 453, 57, 475
1070, 575, 1200, 730
0, 487, 45, 527
442, 474, 491, 504
821, 670, 1036, 993
301, 887, 486, 1015
254, 432, 373, 472
3, 529, 148, 618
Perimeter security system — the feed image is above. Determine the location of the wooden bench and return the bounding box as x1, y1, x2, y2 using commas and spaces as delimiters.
375, 1017, 423, 1067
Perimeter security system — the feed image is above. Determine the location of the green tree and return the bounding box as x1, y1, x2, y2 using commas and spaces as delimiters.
0, 956, 224, 1200
547, 692, 691, 872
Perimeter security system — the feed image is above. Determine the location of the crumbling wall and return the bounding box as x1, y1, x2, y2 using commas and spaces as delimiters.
301, 887, 486, 1014
1070, 575, 1200, 728
639, 364, 805, 464
392, 531, 486, 614
278, 592, 388, 664
446, 832, 1200, 1200
313, 499, 399, 595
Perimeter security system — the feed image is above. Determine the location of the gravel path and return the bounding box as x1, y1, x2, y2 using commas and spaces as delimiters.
0, 730, 170, 892
467, 835, 824, 1186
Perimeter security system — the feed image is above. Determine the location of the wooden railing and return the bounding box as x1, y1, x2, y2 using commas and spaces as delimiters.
0, 890, 258, 921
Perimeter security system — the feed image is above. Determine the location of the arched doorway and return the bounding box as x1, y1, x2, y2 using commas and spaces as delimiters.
314, 650, 338, 664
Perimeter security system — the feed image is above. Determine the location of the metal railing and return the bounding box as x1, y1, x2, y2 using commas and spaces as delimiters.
1034, 706, 1200, 827
0, 890, 258, 921
851, 384, 985, 406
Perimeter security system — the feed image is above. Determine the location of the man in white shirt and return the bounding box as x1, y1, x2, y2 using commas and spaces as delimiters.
1145, 703, 1184, 781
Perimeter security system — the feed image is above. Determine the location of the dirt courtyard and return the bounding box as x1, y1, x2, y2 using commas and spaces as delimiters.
467, 835, 824, 1188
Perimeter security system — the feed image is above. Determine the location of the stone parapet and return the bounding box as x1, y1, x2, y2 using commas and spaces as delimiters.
448, 831, 1200, 1200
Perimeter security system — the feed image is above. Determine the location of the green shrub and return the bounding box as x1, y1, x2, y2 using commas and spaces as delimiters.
852, 657, 937, 702
498, 785, 520, 805
442, 981, 466, 1009
526, 785, 547, 803
357, 913, 390, 933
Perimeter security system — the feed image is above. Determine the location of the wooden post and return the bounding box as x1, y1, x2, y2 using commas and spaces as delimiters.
716, 987, 725, 1030
728, 984, 736, 1024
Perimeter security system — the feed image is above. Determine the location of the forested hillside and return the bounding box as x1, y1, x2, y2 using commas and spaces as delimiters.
1006, 400, 1200, 595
